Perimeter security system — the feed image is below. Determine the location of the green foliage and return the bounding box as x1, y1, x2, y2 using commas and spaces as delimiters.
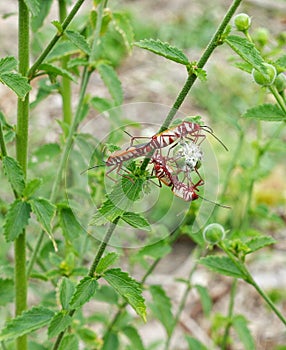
243, 104, 286, 121
58, 204, 86, 241
0, 278, 14, 305
225, 35, 266, 73
58, 277, 76, 310
48, 311, 73, 339
149, 285, 174, 336
103, 268, 146, 321
194, 284, 212, 317
69, 277, 98, 309
199, 256, 246, 279
3, 199, 31, 241
0, 56, 31, 99
232, 315, 255, 350
185, 335, 208, 350
2, 156, 26, 196
0, 306, 54, 341
97, 63, 123, 105
96, 252, 119, 274
135, 38, 189, 66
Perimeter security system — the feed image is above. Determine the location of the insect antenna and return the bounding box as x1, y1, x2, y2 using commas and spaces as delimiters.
198, 194, 231, 209
201, 126, 228, 151
80, 163, 106, 175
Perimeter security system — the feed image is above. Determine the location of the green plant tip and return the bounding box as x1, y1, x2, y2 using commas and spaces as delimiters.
203, 223, 225, 244
234, 13, 251, 32
252, 63, 277, 86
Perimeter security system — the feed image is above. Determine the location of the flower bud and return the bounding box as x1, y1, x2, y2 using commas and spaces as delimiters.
234, 13, 251, 32
252, 63, 277, 86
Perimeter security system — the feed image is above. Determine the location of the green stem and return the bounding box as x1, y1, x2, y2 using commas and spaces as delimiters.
269, 85, 286, 115
247, 276, 286, 327
59, 0, 73, 125
15, 2, 30, 350
141, 0, 243, 170
88, 218, 119, 277
220, 243, 286, 327
165, 247, 203, 350
0, 121, 7, 157
28, 0, 86, 80
221, 279, 238, 349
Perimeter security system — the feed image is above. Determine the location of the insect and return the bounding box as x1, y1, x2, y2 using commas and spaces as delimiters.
150, 150, 204, 201
129, 121, 205, 153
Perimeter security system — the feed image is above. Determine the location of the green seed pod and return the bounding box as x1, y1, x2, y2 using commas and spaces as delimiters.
274, 74, 286, 93
252, 63, 277, 86
203, 223, 225, 244
234, 13, 251, 32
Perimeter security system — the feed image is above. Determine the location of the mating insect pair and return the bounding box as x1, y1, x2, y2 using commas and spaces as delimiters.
83, 118, 227, 205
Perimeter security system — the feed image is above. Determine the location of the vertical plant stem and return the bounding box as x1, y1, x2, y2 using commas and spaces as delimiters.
221, 279, 238, 349
58, 0, 72, 125
0, 122, 8, 157
269, 85, 286, 115
88, 217, 119, 277
15, 1, 29, 350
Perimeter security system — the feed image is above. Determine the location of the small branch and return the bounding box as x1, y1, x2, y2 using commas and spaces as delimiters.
28, 0, 86, 80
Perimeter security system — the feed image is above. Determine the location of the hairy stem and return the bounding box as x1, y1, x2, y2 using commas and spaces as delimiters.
15, 1, 30, 350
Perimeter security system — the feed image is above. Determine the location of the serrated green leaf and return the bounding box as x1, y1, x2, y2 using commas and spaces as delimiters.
104, 268, 146, 321
48, 311, 72, 339
199, 256, 246, 279
47, 41, 79, 62
65, 30, 91, 55
122, 326, 145, 350
29, 197, 56, 236
0, 279, 14, 305
135, 39, 189, 66
246, 236, 276, 254
94, 285, 118, 304
58, 334, 79, 350
96, 252, 119, 274
31, 0, 53, 31
58, 205, 85, 241
90, 96, 114, 113
0, 306, 54, 341
112, 13, 134, 52
0, 56, 17, 74
194, 285, 212, 317
149, 285, 174, 336
22, 178, 42, 198
233, 315, 255, 350
90, 177, 144, 224
97, 63, 123, 105
58, 277, 75, 310
4, 199, 31, 241
185, 335, 208, 350
137, 240, 172, 260
0, 72, 31, 99
39, 63, 76, 82
2, 156, 25, 196
23, 0, 39, 16
243, 104, 286, 121
69, 277, 98, 309
225, 35, 266, 73
121, 212, 151, 231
